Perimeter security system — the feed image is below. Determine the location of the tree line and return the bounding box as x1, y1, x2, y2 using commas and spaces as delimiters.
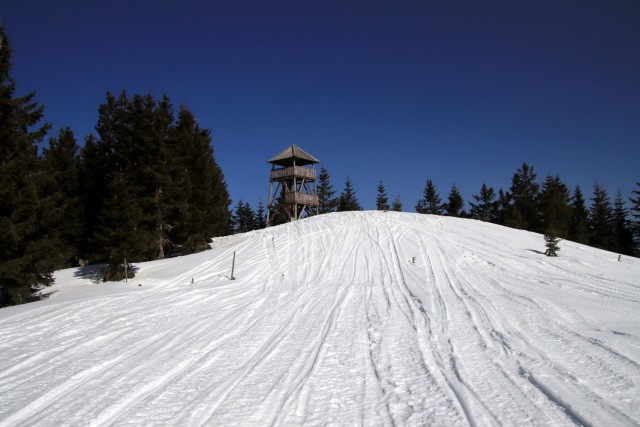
232, 164, 640, 258
1, 26, 231, 305
2, 24, 639, 307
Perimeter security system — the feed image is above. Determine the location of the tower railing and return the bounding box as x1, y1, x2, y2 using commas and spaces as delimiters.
270, 165, 316, 181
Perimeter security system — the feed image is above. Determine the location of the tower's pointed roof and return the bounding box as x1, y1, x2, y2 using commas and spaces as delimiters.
267, 144, 319, 166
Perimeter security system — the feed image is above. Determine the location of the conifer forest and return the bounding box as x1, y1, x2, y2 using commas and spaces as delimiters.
1, 25, 639, 306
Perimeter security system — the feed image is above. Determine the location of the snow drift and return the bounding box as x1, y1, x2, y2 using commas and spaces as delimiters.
0, 211, 638, 426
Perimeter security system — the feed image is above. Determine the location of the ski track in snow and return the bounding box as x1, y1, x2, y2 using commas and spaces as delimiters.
0, 211, 639, 426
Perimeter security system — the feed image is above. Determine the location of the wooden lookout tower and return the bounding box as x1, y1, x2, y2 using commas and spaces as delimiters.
267, 145, 320, 225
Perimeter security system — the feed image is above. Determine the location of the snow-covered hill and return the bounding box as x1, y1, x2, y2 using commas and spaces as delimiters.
1, 211, 638, 426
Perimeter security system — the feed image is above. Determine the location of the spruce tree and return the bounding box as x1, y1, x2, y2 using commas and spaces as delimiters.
0, 25, 53, 304
589, 183, 614, 250
630, 182, 640, 255
506, 163, 540, 231
317, 167, 337, 214
232, 200, 255, 234
40, 127, 83, 267
79, 134, 110, 261
538, 175, 571, 238
254, 199, 267, 230
568, 185, 589, 244
87, 91, 164, 273
244, 201, 256, 232
229, 200, 239, 233
416, 180, 442, 214
391, 195, 403, 212
337, 177, 362, 211
631, 182, 640, 221
444, 184, 465, 217
167, 106, 230, 253
469, 184, 497, 222
120, 93, 169, 260
97, 170, 144, 281
613, 192, 635, 256
544, 231, 561, 257
494, 189, 511, 225
83, 93, 231, 277
145, 95, 175, 259
376, 181, 390, 210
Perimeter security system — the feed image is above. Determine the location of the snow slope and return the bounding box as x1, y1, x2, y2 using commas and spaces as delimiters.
1, 211, 639, 426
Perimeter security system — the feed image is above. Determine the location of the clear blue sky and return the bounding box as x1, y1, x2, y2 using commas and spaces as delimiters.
3, 0, 639, 211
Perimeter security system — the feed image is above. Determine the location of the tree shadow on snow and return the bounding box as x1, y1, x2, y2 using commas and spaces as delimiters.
73, 264, 141, 283
73, 264, 106, 284
526, 249, 545, 255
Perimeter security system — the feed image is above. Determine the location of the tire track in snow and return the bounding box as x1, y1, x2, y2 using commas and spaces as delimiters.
1, 270, 278, 424
0, 325, 176, 425
415, 233, 481, 427
380, 217, 471, 425
123, 284, 330, 424
433, 221, 639, 426
270, 214, 382, 423
428, 236, 569, 425
106, 221, 360, 424
51, 279, 292, 424
412, 226, 573, 426
190, 285, 349, 425
3, 212, 638, 426
268, 284, 352, 425
358, 214, 467, 425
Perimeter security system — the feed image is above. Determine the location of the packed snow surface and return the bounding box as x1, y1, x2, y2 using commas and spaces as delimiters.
1, 211, 639, 426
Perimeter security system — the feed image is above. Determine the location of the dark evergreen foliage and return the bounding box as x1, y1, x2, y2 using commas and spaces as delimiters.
538, 175, 571, 238
79, 134, 107, 260
444, 184, 465, 217
86, 92, 170, 269
494, 189, 511, 226
613, 192, 635, 256
5, 23, 640, 302
415, 180, 442, 214
631, 182, 640, 221
568, 185, 589, 244
544, 231, 561, 257
376, 181, 390, 211
505, 163, 540, 231
469, 184, 497, 222
337, 177, 362, 211
317, 167, 337, 214
82, 92, 230, 276
232, 200, 255, 234
0, 26, 53, 305
40, 127, 83, 267
166, 106, 231, 253
102, 259, 135, 282
630, 182, 640, 255
391, 195, 403, 212
588, 183, 614, 250
254, 199, 267, 230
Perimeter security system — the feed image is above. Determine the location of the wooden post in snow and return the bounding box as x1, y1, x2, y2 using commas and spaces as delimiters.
124, 258, 128, 282
230, 251, 236, 280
